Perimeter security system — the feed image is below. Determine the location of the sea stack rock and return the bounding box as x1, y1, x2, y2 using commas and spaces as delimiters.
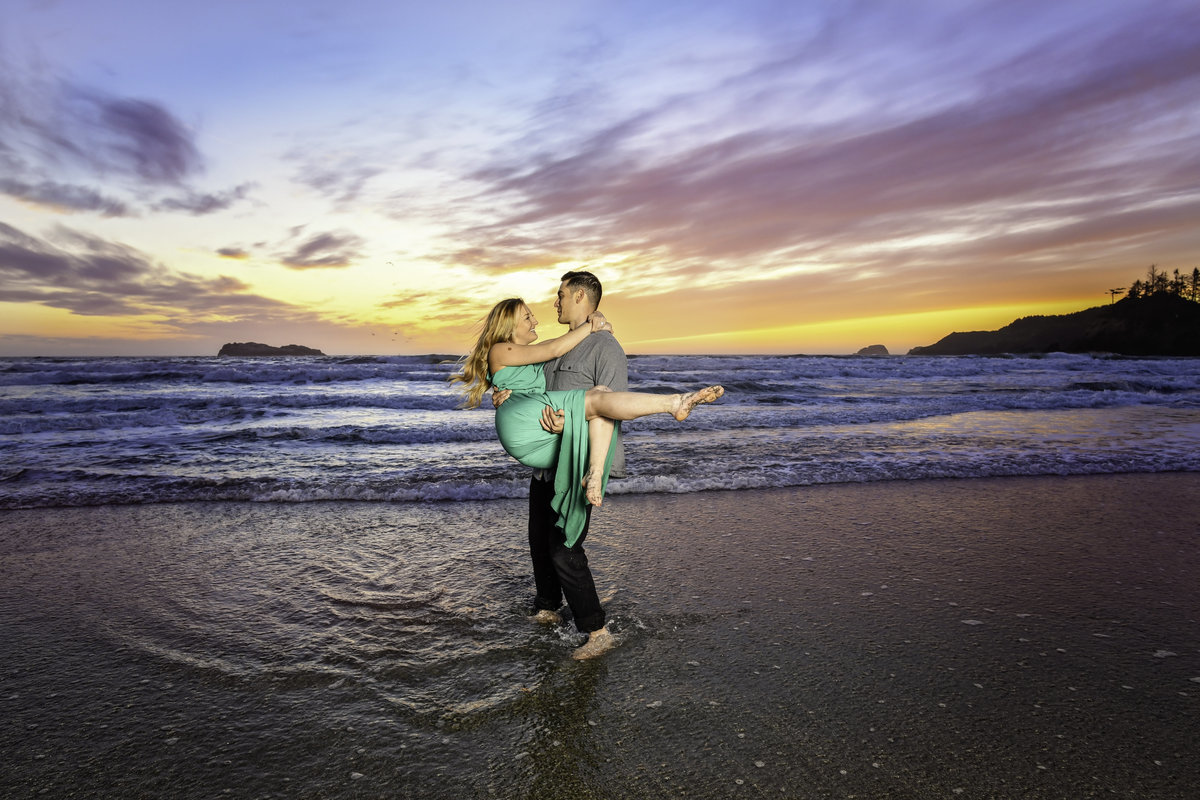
856, 344, 889, 356
218, 342, 325, 356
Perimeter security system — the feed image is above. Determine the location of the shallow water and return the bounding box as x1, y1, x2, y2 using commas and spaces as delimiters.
3, 474, 1199, 798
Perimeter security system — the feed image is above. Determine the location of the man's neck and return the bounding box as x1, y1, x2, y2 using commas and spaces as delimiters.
567, 312, 594, 331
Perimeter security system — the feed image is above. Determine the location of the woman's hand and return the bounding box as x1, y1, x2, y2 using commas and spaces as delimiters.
589, 312, 613, 334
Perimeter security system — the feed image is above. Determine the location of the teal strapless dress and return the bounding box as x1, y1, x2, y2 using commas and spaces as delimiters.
490, 363, 618, 547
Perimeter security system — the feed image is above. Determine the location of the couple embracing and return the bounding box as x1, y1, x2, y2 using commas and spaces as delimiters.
453, 271, 723, 660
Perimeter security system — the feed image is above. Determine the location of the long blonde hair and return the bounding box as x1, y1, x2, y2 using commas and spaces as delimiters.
450, 298, 526, 409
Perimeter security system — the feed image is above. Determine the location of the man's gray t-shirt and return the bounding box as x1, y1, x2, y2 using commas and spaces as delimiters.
541, 329, 628, 478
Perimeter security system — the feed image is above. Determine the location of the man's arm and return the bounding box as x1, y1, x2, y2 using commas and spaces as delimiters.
536, 333, 626, 434
540, 404, 565, 433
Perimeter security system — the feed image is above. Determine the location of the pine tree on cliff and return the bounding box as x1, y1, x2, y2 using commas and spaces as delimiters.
1146, 263, 1170, 294
1138, 264, 1199, 304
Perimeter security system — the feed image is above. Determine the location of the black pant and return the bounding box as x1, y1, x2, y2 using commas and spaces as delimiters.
528, 475, 606, 633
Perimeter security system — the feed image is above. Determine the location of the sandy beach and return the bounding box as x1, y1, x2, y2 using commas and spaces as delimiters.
2, 472, 1198, 799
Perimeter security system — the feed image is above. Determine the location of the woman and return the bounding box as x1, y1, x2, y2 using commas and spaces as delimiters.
452, 298, 723, 547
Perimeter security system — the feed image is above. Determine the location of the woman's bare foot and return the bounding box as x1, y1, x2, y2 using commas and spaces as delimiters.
582, 466, 604, 507
671, 385, 724, 421
572, 627, 617, 660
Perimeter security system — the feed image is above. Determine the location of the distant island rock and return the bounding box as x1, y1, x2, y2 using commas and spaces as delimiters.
856, 344, 890, 356
218, 342, 326, 357
908, 293, 1200, 356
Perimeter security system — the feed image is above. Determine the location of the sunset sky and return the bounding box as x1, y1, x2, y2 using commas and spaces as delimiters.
2, 0, 1198, 356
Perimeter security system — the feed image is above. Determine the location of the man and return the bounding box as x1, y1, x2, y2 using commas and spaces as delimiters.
493, 270, 627, 660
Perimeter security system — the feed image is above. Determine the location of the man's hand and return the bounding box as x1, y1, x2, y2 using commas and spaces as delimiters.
540, 405, 565, 434
491, 388, 512, 408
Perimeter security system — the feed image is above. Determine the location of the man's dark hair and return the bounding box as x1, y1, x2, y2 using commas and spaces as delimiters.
561, 270, 603, 308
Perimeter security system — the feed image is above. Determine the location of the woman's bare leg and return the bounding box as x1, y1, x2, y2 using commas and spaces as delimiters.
585, 385, 724, 423
584, 393, 615, 507
578, 384, 724, 507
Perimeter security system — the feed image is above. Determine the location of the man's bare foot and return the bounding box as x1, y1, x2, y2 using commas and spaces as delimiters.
572, 627, 617, 660
530, 609, 562, 624
582, 466, 604, 507
672, 385, 724, 421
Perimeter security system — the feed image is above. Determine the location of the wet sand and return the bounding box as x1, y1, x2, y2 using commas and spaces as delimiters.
2, 473, 1198, 799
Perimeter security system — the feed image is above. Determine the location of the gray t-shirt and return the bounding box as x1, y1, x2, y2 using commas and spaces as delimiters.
540, 329, 628, 478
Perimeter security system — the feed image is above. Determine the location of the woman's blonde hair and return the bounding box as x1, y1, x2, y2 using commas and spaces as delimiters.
450, 298, 527, 408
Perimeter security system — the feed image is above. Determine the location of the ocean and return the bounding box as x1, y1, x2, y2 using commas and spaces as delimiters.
1, 352, 1198, 510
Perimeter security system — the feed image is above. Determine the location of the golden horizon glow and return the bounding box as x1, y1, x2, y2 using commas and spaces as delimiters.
618, 298, 1100, 355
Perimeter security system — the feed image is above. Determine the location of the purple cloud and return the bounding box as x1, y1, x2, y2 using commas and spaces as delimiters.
0, 222, 292, 319
153, 183, 255, 215
279, 231, 365, 269
292, 158, 382, 206
52, 89, 203, 184
0, 68, 202, 186
0, 178, 131, 216
431, 2, 1200, 286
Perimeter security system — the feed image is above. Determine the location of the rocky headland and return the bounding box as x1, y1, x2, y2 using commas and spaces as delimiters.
218, 342, 326, 357
908, 293, 1200, 356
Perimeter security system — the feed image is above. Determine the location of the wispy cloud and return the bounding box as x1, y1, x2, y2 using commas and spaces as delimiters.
0, 77, 205, 185
0, 221, 294, 321
279, 230, 366, 269
0, 63, 233, 215
378, 293, 474, 325
290, 153, 382, 207
153, 183, 256, 215
0, 178, 131, 216
428, 2, 1200, 300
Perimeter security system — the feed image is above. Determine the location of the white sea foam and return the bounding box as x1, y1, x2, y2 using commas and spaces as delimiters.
1, 353, 1198, 508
